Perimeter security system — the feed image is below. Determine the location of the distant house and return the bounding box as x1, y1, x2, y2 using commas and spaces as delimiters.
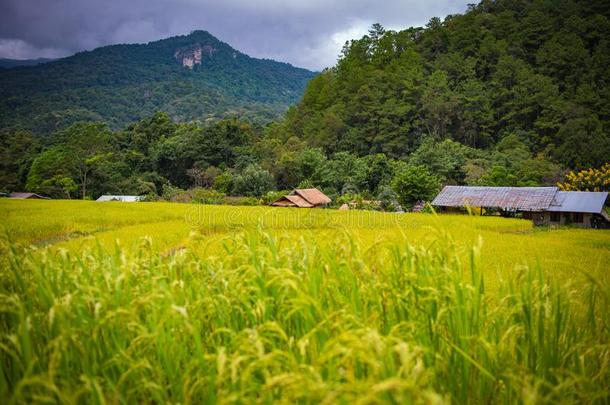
9, 192, 49, 199
271, 188, 331, 208
431, 186, 609, 228
96, 195, 143, 202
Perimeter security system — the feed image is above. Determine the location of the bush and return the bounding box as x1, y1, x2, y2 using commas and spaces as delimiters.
391, 165, 441, 209
161, 184, 187, 201
232, 164, 275, 197
213, 171, 234, 194
377, 185, 400, 212
190, 187, 226, 204
224, 196, 260, 206
261, 190, 288, 205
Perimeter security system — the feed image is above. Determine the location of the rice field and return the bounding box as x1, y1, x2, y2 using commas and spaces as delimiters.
1, 199, 610, 403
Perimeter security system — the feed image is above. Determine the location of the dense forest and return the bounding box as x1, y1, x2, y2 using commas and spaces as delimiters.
0, 31, 315, 133
282, 0, 610, 170
1, 0, 609, 208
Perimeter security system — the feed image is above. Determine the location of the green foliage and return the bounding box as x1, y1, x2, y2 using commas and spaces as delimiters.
190, 187, 226, 204
377, 185, 399, 212
278, 1, 610, 168
0, 130, 40, 192
213, 171, 235, 194
391, 165, 441, 209
260, 190, 288, 205
40, 175, 78, 199
409, 137, 480, 184
231, 164, 275, 197
26, 147, 76, 198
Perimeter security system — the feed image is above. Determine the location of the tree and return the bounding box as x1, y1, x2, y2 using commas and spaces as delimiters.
40, 175, 78, 199
54, 122, 113, 199
409, 138, 478, 184
26, 147, 75, 198
553, 116, 610, 170
213, 171, 235, 194
232, 164, 275, 197
0, 130, 40, 192
420, 70, 459, 138
391, 165, 440, 209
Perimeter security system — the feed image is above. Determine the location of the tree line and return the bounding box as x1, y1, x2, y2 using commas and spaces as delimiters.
1, 110, 600, 209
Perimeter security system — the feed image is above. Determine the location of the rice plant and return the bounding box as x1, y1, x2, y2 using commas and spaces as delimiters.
1, 206, 609, 403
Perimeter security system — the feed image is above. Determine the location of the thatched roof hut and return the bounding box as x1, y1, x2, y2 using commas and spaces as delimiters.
271, 188, 331, 208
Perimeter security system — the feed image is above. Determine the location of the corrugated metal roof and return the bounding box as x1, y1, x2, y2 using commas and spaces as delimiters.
431, 186, 558, 211
547, 191, 608, 213
293, 188, 331, 206
96, 195, 142, 202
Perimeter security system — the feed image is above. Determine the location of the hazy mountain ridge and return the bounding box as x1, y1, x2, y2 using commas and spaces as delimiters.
0, 30, 316, 134
0, 58, 56, 69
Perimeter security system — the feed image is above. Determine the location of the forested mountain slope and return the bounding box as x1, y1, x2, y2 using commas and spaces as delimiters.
279, 0, 610, 170
0, 31, 315, 134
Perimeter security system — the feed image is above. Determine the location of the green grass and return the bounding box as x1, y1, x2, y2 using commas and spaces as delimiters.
1, 199, 609, 403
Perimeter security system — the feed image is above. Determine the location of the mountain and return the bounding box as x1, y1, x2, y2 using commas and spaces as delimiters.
281, 0, 610, 170
0, 58, 55, 69
0, 31, 316, 134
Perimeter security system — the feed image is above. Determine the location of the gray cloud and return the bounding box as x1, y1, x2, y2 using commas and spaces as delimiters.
0, 0, 471, 70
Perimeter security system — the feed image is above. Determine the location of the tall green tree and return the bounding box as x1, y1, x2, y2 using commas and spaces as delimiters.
391, 165, 441, 209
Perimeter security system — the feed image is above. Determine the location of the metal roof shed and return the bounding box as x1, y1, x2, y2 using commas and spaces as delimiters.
96, 195, 142, 202
547, 191, 608, 213
431, 186, 558, 211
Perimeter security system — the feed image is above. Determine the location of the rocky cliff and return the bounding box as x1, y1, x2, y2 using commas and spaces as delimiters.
174, 44, 216, 68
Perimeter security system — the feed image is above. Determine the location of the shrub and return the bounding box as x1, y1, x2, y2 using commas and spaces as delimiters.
224, 196, 260, 206
261, 190, 288, 205
190, 187, 225, 204
213, 171, 234, 194
377, 185, 400, 212
161, 184, 186, 201
232, 164, 275, 197
391, 165, 441, 209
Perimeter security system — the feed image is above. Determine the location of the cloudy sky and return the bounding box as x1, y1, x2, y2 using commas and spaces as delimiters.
0, 0, 471, 70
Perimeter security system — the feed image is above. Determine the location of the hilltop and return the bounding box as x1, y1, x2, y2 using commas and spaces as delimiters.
0, 30, 316, 134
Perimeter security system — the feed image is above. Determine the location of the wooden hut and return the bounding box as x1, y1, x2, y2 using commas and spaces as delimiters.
271, 188, 331, 208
